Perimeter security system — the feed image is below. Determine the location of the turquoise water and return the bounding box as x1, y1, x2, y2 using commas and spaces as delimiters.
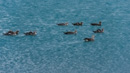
0, 0, 130, 73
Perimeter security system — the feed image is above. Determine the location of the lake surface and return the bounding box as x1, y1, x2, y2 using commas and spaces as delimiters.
0, 0, 130, 73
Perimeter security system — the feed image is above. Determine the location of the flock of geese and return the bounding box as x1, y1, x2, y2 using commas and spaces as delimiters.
3, 30, 36, 36
3, 21, 104, 42
57, 21, 104, 42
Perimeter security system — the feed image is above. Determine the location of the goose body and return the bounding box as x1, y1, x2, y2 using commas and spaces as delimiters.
91, 21, 101, 26
72, 22, 83, 26
3, 30, 19, 35
93, 28, 104, 33
57, 22, 68, 26
84, 35, 95, 42
64, 30, 77, 34
24, 31, 36, 35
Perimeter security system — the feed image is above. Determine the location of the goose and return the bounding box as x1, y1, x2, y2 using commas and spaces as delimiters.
91, 21, 101, 26
64, 30, 77, 34
72, 22, 83, 26
57, 22, 68, 26
24, 31, 37, 35
3, 30, 19, 35
93, 28, 104, 33
84, 35, 95, 42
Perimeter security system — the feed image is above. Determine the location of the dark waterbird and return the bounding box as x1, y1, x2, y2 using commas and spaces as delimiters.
3, 30, 19, 35
57, 22, 68, 26
84, 35, 95, 42
93, 28, 104, 33
72, 22, 83, 26
24, 31, 37, 35
91, 21, 101, 26
64, 30, 77, 34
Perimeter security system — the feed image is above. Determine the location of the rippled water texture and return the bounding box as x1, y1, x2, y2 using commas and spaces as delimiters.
0, 0, 130, 73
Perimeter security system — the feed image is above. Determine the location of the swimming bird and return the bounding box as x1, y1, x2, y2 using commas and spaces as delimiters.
72, 22, 83, 26
93, 28, 104, 33
91, 21, 101, 26
57, 22, 68, 26
64, 30, 77, 34
84, 35, 95, 42
3, 30, 19, 35
24, 31, 37, 35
